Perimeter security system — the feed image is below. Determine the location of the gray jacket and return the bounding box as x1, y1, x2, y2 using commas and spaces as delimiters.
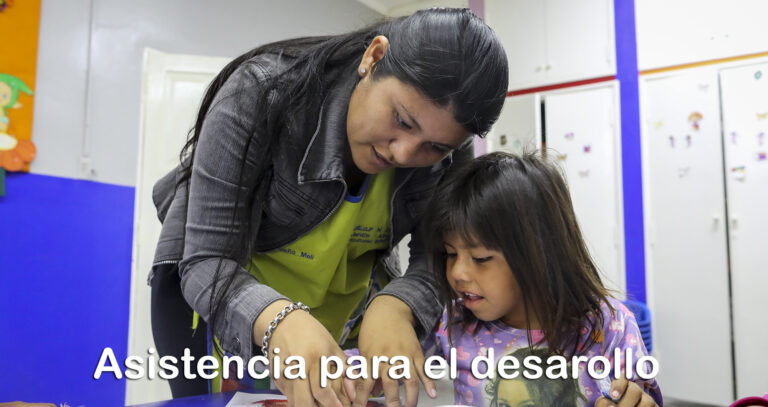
151, 53, 473, 361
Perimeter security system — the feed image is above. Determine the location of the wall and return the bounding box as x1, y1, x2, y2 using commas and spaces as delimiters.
0, 1, 381, 405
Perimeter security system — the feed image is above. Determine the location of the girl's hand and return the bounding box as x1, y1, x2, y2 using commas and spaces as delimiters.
352, 296, 437, 407
596, 378, 658, 407
255, 300, 354, 407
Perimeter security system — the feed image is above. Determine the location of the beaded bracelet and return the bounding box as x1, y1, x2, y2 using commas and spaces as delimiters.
261, 302, 310, 357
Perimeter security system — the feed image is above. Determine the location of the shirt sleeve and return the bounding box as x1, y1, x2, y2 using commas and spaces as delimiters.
179, 60, 289, 360
373, 139, 475, 341
603, 302, 664, 406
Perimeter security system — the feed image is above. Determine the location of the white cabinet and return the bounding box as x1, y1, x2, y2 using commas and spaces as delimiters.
485, 0, 615, 91
544, 84, 624, 293
719, 63, 768, 399
636, 0, 768, 71
640, 71, 733, 405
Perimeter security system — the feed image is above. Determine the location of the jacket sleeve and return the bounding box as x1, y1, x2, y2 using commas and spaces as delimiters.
178, 60, 288, 360
372, 138, 475, 341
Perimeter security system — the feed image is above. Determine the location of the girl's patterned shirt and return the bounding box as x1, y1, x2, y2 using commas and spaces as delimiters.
433, 298, 663, 406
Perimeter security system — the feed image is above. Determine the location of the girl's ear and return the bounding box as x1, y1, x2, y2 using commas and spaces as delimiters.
358, 35, 389, 77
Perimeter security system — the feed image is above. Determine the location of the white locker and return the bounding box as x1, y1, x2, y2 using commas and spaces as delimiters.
719, 63, 768, 398
640, 71, 733, 404
486, 93, 542, 155
544, 84, 625, 294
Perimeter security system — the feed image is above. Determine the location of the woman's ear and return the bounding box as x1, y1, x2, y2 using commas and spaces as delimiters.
358, 35, 390, 77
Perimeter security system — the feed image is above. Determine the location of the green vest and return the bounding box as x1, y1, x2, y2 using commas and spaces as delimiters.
248, 168, 394, 342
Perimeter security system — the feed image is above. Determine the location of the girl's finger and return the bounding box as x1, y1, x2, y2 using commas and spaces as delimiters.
616, 382, 642, 407
638, 393, 658, 407
610, 377, 629, 401
343, 377, 357, 403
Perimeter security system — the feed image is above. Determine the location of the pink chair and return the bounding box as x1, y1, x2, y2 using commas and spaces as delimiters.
730, 394, 768, 407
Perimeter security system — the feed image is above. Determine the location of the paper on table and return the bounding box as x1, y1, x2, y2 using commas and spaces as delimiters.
225, 391, 287, 407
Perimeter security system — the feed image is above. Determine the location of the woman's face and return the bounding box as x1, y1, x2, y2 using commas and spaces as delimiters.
346, 36, 470, 174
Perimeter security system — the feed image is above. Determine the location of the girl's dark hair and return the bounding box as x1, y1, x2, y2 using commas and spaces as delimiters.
422, 151, 612, 357
176, 8, 509, 353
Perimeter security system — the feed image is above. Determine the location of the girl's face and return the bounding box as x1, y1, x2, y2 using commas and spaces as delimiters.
346, 36, 470, 174
444, 233, 530, 328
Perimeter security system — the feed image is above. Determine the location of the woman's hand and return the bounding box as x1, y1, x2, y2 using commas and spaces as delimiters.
352, 295, 437, 407
595, 378, 658, 407
255, 300, 354, 407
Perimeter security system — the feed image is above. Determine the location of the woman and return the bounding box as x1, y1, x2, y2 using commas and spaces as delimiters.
150, 8, 508, 407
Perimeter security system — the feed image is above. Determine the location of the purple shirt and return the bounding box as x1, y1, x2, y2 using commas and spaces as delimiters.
433, 298, 663, 406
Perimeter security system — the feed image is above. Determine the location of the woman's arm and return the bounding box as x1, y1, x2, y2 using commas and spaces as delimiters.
178, 59, 288, 361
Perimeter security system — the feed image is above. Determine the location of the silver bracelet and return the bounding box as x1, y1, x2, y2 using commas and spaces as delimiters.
261, 302, 310, 357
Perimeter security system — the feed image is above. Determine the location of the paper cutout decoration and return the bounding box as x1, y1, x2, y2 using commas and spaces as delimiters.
677, 167, 690, 178
731, 165, 746, 181
557, 153, 567, 161
652, 120, 664, 129
0, 0, 14, 13
686, 135, 692, 148
513, 139, 522, 150
669, 135, 675, 148
578, 169, 589, 178
756, 71, 763, 80
499, 134, 507, 146
757, 112, 768, 120
564, 132, 574, 140
758, 132, 765, 146
698, 83, 709, 92
584, 145, 592, 153
758, 152, 766, 161
0, 74, 36, 172
731, 131, 738, 145
688, 112, 703, 131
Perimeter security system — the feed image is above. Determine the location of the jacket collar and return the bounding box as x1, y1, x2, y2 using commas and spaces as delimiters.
298, 64, 360, 184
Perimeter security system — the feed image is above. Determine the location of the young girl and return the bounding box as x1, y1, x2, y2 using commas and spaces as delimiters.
422, 152, 663, 406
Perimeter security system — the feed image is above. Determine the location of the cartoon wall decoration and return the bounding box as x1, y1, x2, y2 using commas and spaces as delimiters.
0, 0, 41, 196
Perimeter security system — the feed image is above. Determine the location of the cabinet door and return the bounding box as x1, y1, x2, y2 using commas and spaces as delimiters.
544, 0, 615, 84
544, 85, 624, 293
486, 93, 542, 154
640, 71, 732, 405
485, 0, 547, 90
719, 63, 768, 399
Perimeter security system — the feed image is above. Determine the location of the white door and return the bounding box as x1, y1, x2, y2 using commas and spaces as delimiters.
486, 93, 542, 155
543, 84, 625, 294
640, 70, 733, 404
128, 48, 231, 405
719, 63, 768, 398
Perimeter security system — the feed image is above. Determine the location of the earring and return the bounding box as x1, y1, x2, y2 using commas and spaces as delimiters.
360, 67, 367, 74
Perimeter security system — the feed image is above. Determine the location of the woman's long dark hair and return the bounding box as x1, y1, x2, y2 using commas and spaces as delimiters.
422, 151, 612, 357
176, 8, 509, 352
